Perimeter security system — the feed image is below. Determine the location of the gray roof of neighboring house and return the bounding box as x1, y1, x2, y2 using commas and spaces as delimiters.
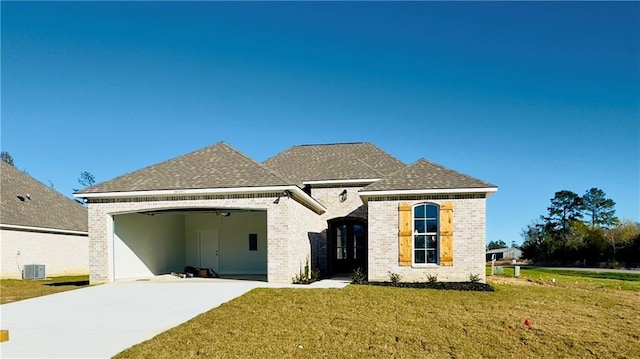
77, 142, 292, 194
263, 142, 406, 184
1, 161, 88, 232
362, 158, 497, 192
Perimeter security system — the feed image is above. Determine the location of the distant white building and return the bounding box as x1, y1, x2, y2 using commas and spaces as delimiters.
486, 247, 522, 262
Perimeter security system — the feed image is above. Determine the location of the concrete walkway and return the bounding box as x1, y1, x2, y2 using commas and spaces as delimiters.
0, 278, 349, 358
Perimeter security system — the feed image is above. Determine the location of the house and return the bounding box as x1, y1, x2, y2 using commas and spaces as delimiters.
486, 247, 522, 262
1, 161, 88, 278
74, 142, 497, 284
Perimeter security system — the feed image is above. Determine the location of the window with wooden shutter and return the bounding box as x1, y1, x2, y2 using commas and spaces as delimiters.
413, 203, 439, 264
398, 202, 412, 266
439, 201, 454, 266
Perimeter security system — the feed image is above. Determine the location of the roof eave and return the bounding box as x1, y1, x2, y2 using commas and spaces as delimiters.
0, 224, 88, 236
303, 178, 381, 186
359, 187, 498, 198
74, 185, 327, 214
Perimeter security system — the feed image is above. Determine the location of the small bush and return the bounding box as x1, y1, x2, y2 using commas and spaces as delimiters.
292, 257, 315, 284
351, 267, 366, 284
388, 271, 402, 286
311, 268, 321, 281
426, 273, 438, 283
469, 273, 481, 283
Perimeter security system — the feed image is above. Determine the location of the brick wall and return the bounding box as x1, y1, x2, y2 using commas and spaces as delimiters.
309, 186, 368, 274
87, 193, 322, 284
312, 186, 368, 221
367, 197, 487, 283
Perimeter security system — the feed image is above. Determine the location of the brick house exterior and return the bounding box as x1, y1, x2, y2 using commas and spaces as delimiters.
75, 142, 496, 284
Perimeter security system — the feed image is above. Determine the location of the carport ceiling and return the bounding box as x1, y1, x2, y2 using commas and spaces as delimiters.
138, 208, 263, 216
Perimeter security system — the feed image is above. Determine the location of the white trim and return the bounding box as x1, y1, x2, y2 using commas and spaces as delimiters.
302, 178, 380, 186
75, 185, 327, 214
359, 187, 498, 197
0, 224, 88, 236
75, 186, 296, 198
411, 264, 441, 269
287, 186, 327, 213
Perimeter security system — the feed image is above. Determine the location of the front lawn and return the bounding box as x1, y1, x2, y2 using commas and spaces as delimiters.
488, 266, 640, 291
116, 272, 640, 358
0, 275, 90, 304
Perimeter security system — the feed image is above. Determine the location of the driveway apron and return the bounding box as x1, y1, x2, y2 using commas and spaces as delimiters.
0, 279, 264, 358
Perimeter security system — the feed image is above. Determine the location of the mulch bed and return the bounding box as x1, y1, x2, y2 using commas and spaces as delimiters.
355, 281, 495, 291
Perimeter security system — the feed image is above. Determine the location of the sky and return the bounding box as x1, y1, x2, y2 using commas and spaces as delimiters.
1, 1, 638, 245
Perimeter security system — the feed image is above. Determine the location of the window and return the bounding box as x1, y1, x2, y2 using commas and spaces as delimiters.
249, 234, 258, 251
413, 203, 439, 264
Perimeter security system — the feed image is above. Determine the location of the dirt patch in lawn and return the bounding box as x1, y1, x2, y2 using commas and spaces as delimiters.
487, 275, 538, 286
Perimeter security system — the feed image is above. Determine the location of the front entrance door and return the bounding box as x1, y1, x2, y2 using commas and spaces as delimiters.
329, 218, 367, 274
198, 229, 219, 271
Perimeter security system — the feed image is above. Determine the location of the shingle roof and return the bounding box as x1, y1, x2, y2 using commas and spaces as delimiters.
362, 158, 497, 192
1, 161, 88, 232
77, 142, 292, 194
263, 142, 406, 184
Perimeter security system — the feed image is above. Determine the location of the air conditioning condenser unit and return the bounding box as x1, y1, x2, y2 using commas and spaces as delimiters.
23, 264, 46, 279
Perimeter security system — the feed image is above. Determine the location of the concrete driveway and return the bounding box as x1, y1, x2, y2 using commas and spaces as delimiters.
1, 278, 331, 358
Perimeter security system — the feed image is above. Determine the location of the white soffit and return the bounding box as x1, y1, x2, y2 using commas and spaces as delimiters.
302, 178, 380, 186
359, 187, 498, 197
0, 224, 88, 236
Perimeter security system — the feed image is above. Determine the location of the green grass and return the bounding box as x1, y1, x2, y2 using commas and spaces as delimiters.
529, 268, 640, 281
0, 275, 90, 304
488, 267, 640, 291
116, 272, 640, 358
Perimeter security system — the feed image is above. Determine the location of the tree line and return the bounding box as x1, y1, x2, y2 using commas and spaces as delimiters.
521, 188, 640, 267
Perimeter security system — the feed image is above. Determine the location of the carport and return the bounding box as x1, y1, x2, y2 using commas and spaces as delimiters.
112, 208, 267, 281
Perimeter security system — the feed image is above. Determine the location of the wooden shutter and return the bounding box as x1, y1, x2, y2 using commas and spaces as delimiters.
398, 202, 412, 266
439, 201, 454, 266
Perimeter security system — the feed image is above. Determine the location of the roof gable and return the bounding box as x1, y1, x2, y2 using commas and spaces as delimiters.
362, 158, 496, 192
78, 142, 292, 194
263, 142, 405, 184
1, 161, 88, 232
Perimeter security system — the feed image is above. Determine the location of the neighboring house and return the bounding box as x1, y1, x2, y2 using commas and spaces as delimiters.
74, 142, 497, 284
486, 247, 522, 262
1, 161, 88, 278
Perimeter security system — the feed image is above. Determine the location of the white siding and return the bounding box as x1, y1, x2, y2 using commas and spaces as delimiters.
0, 229, 88, 279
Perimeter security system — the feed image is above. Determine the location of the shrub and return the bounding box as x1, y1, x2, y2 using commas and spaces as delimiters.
426, 273, 438, 283
469, 273, 481, 283
311, 268, 321, 281
351, 267, 366, 284
292, 257, 314, 284
388, 271, 402, 286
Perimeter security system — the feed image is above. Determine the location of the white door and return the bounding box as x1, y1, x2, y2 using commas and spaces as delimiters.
198, 229, 219, 271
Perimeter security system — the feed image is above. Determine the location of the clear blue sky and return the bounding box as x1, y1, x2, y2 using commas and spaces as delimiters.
2, 1, 638, 245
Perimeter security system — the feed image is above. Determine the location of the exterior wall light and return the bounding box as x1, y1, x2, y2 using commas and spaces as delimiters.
339, 189, 347, 202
